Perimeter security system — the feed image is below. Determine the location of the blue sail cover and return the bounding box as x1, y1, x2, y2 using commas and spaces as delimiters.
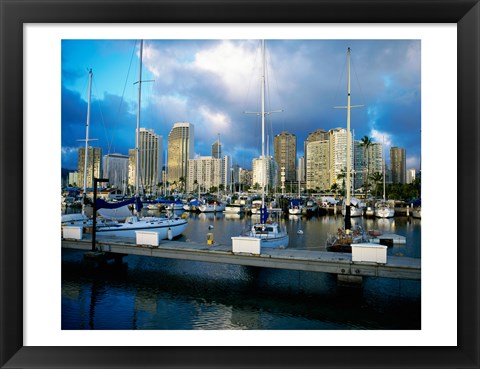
260, 206, 269, 224
412, 199, 421, 207
289, 198, 303, 207
95, 197, 143, 211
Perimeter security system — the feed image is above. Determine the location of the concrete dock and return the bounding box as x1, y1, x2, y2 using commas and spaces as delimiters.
61, 236, 421, 281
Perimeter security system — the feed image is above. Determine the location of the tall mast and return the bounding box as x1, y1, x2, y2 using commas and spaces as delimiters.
383, 136, 386, 202
346, 47, 352, 211
135, 40, 143, 198
334, 48, 364, 230
217, 133, 220, 198
261, 40, 266, 209
82, 68, 93, 215
245, 40, 282, 213
261, 40, 266, 159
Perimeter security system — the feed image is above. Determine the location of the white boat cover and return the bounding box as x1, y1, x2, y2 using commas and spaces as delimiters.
98, 205, 132, 220
321, 196, 338, 205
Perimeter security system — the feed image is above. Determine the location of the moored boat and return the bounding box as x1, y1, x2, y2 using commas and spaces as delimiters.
375, 200, 395, 218
231, 40, 288, 251
224, 203, 245, 214
341, 197, 365, 217
95, 214, 188, 240
375, 137, 394, 218
198, 200, 226, 213
288, 198, 305, 215
326, 226, 367, 252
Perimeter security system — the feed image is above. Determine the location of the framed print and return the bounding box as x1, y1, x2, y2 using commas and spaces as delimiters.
1, 0, 479, 368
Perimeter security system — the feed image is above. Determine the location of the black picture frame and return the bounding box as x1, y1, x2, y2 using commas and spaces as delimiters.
1, 0, 478, 368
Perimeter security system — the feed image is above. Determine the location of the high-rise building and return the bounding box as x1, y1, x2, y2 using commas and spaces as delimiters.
252, 156, 277, 191
304, 128, 328, 182
306, 140, 329, 191
212, 138, 222, 159
167, 122, 194, 188
187, 156, 222, 193
128, 149, 136, 192
223, 155, 231, 190
139, 128, 163, 192
68, 171, 79, 187
127, 128, 163, 194
407, 168, 416, 184
231, 164, 241, 190
78, 147, 102, 189
103, 154, 129, 191
353, 140, 366, 191
239, 169, 253, 189
368, 143, 384, 175
328, 128, 352, 188
390, 147, 406, 184
273, 131, 296, 184
297, 156, 305, 182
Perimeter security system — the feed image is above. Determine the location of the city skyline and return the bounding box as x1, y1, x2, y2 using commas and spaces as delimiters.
61, 39, 421, 172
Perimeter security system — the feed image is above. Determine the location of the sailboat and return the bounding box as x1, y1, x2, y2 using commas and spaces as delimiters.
326, 47, 367, 252
288, 180, 305, 215
341, 196, 365, 217
94, 40, 188, 239
375, 138, 395, 218
232, 40, 289, 249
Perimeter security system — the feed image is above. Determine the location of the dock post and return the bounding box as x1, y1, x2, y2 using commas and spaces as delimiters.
406, 205, 410, 217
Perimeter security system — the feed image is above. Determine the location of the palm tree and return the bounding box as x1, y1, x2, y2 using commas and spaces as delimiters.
360, 135, 373, 195
179, 176, 186, 194
336, 167, 347, 196
330, 183, 340, 198
369, 172, 383, 197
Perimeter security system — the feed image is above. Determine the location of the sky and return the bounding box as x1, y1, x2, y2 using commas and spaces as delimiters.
61, 39, 421, 172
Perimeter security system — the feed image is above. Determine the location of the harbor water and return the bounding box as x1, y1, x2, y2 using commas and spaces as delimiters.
62, 210, 421, 330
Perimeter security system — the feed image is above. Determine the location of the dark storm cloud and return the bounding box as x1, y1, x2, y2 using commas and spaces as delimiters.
62, 39, 421, 170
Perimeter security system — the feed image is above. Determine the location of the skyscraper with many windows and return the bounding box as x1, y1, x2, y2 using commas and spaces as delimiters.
273, 131, 296, 185
167, 122, 194, 188
303, 128, 328, 182
78, 147, 102, 189
187, 156, 222, 193
329, 128, 352, 188
252, 156, 277, 191
128, 128, 163, 194
211, 138, 222, 159
390, 146, 406, 184
306, 140, 329, 191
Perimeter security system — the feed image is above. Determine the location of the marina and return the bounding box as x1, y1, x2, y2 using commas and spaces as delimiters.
62, 211, 421, 330
60, 39, 422, 330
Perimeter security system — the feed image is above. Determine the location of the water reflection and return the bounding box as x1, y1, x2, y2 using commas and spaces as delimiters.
62, 211, 421, 330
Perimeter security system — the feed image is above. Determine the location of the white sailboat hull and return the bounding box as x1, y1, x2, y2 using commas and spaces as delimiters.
412, 208, 421, 219
224, 204, 244, 214
375, 206, 395, 218
96, 217, 188, 239
231, 233, 289, 249
365, 207, 375, 217
341, 206, 364, 217
199, 203, 226, 213
288, 207, 304, 215
165, 203, 184, 211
